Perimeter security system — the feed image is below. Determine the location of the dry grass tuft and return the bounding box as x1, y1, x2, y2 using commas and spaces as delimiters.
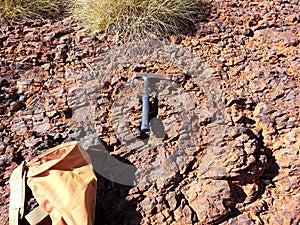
0, 0, 71, 25
72, 0, 201, 38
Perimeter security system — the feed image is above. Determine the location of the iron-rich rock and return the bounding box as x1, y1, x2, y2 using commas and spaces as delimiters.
1, 1, 300, 224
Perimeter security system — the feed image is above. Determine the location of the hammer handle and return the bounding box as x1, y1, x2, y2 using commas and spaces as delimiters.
141, 96, 150, 132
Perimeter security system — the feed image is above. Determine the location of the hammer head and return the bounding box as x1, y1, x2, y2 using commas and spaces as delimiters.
135, 73, 169, 82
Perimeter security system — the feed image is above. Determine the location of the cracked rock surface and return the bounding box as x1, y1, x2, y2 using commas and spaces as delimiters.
0, 0, 299, 224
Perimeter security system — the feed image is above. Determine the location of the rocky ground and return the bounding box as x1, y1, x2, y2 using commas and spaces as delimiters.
0, 0, 299, 224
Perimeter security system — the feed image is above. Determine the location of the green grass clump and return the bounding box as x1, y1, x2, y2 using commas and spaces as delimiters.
72, 0, 201, 38
0, 0, 71, 25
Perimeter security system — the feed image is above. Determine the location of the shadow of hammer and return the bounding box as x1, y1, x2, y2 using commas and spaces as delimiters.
135, 73, 170, 132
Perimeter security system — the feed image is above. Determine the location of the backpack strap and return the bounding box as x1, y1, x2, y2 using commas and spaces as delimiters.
9, 162, 26, 225
25, 205, 49, 225
9, 162, 49, 225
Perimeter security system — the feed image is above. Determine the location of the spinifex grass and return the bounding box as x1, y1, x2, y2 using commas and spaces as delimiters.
72, 0, 201, 38
0, 0, 71, 25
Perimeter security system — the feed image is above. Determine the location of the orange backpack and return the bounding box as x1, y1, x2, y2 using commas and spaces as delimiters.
9, 142, 97, 225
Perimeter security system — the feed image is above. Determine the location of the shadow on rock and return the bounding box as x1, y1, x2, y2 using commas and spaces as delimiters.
226, 146, 279, 221
93, 176, 141, 225
260, 147, 280, 188
87, 145, 141, 225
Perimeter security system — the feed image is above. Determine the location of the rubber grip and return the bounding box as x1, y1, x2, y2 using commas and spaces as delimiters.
141, 96, 150, 132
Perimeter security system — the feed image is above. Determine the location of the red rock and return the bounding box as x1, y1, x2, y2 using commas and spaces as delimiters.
1, 1, 300, 224
169, 35, 182, 45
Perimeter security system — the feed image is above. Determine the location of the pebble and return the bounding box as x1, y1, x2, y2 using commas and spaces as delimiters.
32, 118, 51, 134
24, 136, 43, 148
169, 35, 182, 45
0, 159, 5, 167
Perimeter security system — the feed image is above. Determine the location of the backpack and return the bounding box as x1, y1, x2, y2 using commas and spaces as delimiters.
9, 141, 97, 225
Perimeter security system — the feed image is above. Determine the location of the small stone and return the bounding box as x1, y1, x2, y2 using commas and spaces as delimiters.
284, 131, 297, 144
43, 33, 56, 42
243, 28, 254, 37
182, 205, 193, 224
0, 35, 8, 46
139, 196, 156, 215
33, 118, 51, 133
286, 14, 298, 22
10, 117, 28, 135
24, 136, 43, 148
110, 135, 118, 145
56, 44, 68, 54
75, 30, 87, 43
195, 108, 214, 124
250, 79, 267, 93
226, 95, 247, 107
154, 212, 166, 222
191, 38, 200, 47
10, 101, 25, 112
41, 63, 51, 71
173, 205, 184, 221
24, 32, 40, 42
54, 28, 74, 39
169, 35, 182, 45
166, 191, 177, 211
0, 159, 6, 167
